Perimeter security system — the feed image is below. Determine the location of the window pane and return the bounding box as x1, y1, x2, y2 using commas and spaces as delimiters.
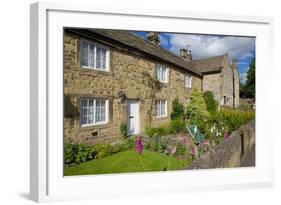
160, 100, 164, 116
95, 100, 106, 123
101, 48, 106, 69
162, 67, 166, 82
80, 100, 88, 125
89, 44, 95, 67
156, 65, 160, 81
88, 100, 94, 124
81, 42, 89, 67
100, 113, 105, 122
96, 47, 107, 70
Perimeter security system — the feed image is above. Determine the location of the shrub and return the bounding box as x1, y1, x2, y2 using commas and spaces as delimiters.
92, 143, 113, 159
156, 126, 169, 137
144, 138, 166, 153
145, 126, 169, 137
145, 127, 157, 138
218, 108, 255, 132
186, 88, 209, 127
175, 143, 188, 156
169, 119, 186, 134
119, 137, 136, 151
170, 97, 185, 120
203, 91, 218, 114
202, 108, 255, 146
120, 123, 128, 139
64, 143, 93, 166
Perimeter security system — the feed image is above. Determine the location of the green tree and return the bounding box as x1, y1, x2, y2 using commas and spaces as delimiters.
240, 58, 255, 98
245, 58, 255, 98
203, 91, 218, 114
186, 88, 209, 126
170, 97, 185, 120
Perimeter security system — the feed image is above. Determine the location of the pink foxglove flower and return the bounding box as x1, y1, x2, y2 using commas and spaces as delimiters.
135, 137, 143, 155
189, 146, 195, 156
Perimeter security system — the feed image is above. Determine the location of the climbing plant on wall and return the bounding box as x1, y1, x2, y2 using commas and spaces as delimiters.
142, 71, 161, 126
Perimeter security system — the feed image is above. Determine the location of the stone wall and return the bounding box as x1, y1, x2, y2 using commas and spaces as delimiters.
202, 55, 240, 108
220, 56, 233, 107
186, 120, 255, 169
64, 32, 202, 144
202, 73, 222, 105
234, 69, 240, 107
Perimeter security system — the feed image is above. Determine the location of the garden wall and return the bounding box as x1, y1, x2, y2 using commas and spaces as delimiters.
186, 120, 255, 169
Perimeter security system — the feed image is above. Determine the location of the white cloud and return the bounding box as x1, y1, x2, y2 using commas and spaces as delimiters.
168, 34, 255, 60
240, 72, 248, 84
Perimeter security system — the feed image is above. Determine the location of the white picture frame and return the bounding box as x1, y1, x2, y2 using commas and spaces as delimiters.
30, 2, 274, 202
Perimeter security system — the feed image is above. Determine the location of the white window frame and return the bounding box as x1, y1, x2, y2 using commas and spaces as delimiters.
185, 74, 192, 88
80, 98, 109, 127
80, 39, 110, 72
156, 64, 169, 83
155, 100, 167, 118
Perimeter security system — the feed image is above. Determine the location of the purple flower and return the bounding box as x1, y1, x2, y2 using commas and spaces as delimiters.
135, 137, 143, 155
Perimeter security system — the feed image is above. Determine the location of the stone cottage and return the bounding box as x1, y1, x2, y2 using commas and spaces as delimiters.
192, 54, 240, 108
63, 28, 239, 144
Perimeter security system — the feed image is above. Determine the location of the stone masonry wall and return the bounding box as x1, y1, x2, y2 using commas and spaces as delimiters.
202, 55, 240, 108
234, 69, 240, 107
202, 73, 222, 104
64, 32, 202, 144
221, 56, 235, 107
186, 120, 255, 169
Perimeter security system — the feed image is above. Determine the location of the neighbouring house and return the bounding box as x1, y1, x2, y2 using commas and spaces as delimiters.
192, 54, 240, 108
63, 28, 239, 144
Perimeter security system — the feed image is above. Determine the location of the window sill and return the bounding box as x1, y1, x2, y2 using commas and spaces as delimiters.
155, 115, 168, 120
79, 122, 110, 130
80, 66, 112, 75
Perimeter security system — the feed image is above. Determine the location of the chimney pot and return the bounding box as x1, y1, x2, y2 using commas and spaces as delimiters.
180, 48, 192, 61
146, 32, 160, 46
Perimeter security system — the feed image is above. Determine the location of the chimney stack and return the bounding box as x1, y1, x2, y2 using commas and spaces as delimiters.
146, 32, 160, 46
231, 59, 237, 70
180, 47, 192, 62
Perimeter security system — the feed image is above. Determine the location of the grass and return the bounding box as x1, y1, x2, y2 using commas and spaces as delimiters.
64, 150, 187, 176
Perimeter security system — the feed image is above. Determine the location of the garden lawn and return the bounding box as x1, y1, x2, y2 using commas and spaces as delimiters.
64, 150, 187, 176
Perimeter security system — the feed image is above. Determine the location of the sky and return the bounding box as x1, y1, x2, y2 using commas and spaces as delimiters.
133, 31, 255, 84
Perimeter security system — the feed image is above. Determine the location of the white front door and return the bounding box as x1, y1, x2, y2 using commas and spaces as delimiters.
127, 100, 139, 135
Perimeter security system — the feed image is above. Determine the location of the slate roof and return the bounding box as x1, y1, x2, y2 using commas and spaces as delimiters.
66, 28, 202, 77
191, 54, 227, 74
